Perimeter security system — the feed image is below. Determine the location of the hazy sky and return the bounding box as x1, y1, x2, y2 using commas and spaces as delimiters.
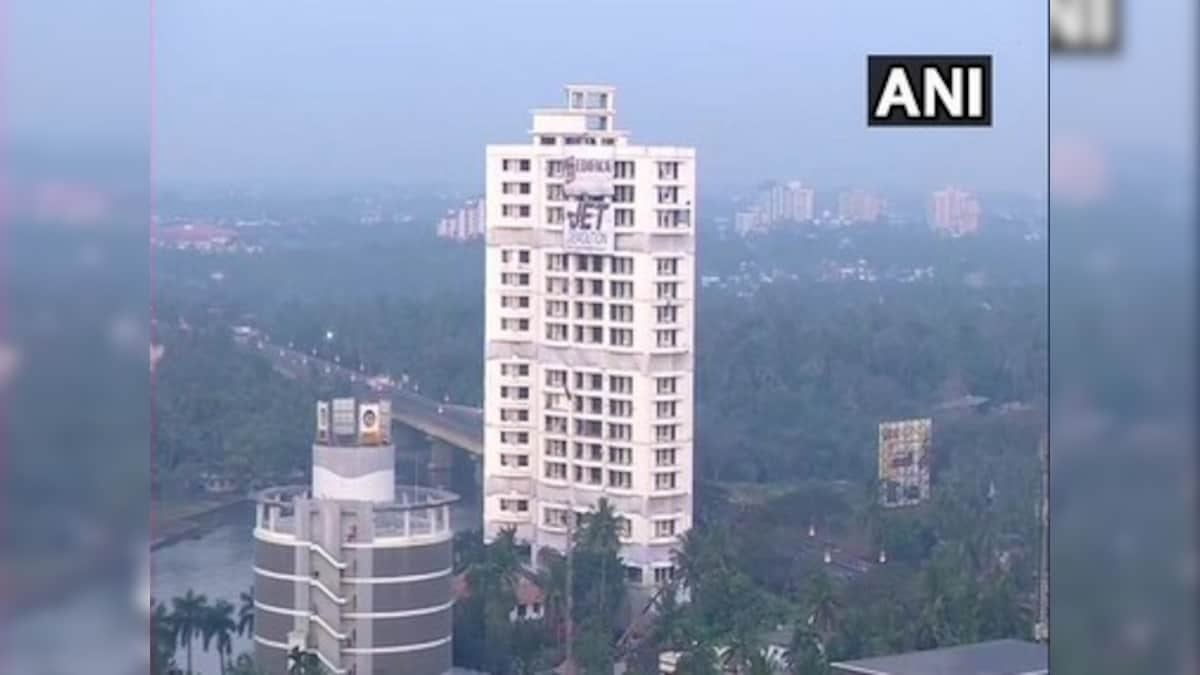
143, 0, 1054, 194
7, 1, 1192, 194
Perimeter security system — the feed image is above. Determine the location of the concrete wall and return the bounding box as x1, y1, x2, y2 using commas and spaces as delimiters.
370, 539, 452, 577
313, 442, 396, 503
254, 642, 288, 675
367, 640, 453, 675
255, 538, 297, 575
255, 518, 454, 675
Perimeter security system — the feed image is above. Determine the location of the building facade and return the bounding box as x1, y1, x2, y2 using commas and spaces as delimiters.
734, 180, 814, 235
929, 187, 981, 236
437, 199, 487, 241
483, 84, 695, 590
837, 189, 885, 224
253, 397, 457, 675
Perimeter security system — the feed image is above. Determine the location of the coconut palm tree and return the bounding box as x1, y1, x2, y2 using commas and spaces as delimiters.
673, 526, 734, 603
170, 590, 209, 675
721, 626, 765, 675
534, 547, 570, 642
203, 599, 239, 675
454, 528, 487, 571
785, 623, 828, 675
573, 499, 626, 627
466, 527, 524, 671
745, 649, 778, 675
913, 556, 961, 649
673, 529, 707, 595
803, 570, 842, 641
237, 588, 255, 637
676, 638, 720, 675
151, 599, 178, 675
649, 582, 689, 652
855, 480, 884, 548
468, 528, 523, 628
576, 498, 621, 553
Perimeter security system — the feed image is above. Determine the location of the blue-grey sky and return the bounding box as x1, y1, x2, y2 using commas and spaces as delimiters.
148, 0, 1050, 193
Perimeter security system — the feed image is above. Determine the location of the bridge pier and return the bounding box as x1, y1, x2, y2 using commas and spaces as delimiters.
391, 423, 426, 451
390, 423, 429, 485
428, 438, 453, 490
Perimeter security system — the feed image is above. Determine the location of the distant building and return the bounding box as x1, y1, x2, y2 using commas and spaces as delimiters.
437, 199, 486, 241
878, 418, 932, 508
153, 223, 264, 254
253, 397, 458, 675
734, 209, 765, 236
200, 473, 237, 494
837, 189, 885, 223
929, 187, 981, 237
735, 181, 815, 235
154, 224, 237, 251
831, 639, 1047, 675
934, 394, 990, 413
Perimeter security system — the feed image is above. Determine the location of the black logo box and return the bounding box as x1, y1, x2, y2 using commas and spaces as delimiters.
867, 55, 992, 127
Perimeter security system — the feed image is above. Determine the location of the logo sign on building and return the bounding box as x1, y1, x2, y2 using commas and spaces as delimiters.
1051, 0, 1119, 53
359, 402, 382, 444
867, 55, 992, 127
316, 401, 330, 442
563, 149, 615, 198
565, 197, 615, 253
331, 397, 357, 436
562, 147, 616, 253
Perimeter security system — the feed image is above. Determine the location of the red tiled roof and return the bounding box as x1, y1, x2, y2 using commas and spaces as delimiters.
451, 570, 545, 605
515, 574, 545, 605
157, 224, 238, 242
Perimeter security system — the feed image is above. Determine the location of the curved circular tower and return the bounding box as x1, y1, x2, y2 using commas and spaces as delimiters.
253, 397, 458, 675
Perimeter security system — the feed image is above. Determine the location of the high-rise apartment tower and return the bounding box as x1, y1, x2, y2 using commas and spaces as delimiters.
483, 84, 695, 591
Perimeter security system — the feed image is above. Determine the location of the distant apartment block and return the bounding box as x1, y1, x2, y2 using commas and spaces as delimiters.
437, 199, 486, 241
929, 187, 981, 237
837, 189, 885, 224
734, 180, 815, 235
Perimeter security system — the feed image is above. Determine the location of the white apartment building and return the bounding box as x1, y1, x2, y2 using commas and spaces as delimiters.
734, 180, 814, 236
837, 189, 885, 224
929, 187, 981, 237
483, 85, 695, 589
437, 198, 486, 241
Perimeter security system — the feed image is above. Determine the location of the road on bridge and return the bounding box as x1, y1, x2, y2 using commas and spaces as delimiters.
245, 336, 484, 454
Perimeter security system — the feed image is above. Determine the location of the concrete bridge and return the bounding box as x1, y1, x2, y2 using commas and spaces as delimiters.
241, 334, 485, 491
250, 337, 483, 453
